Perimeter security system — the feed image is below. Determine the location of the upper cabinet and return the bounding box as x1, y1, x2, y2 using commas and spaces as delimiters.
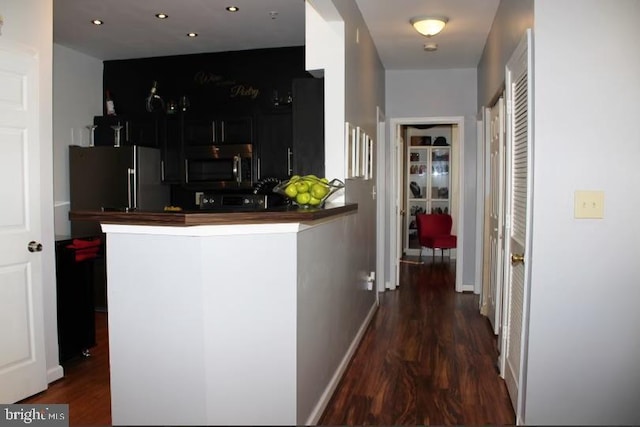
93, 114, 159, 148
256, 110, 292, 180
159, 113, 183, 184
292, 77, 324, 178
255, 77, 324, 180
183, 115, 253, 146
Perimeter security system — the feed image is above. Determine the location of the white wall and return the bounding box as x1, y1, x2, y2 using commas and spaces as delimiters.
524, 0, 640, 424
53, 44, 103, 236
330, 0, 384, 299
1, 0, 61, 383
305, 1, 345, 182
386, 68, 478, 286
303, 2, 383, 420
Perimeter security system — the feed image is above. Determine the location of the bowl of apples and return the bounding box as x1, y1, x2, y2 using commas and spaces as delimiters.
273, 175, 345, 208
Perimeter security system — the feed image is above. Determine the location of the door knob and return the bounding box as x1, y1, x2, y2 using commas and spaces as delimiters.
511, 253, 524, 265
28, 241, 43, 252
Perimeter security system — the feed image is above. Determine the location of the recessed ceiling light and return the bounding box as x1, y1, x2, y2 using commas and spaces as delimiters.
187, 32, 198, 38
226, 6, 239, 12
91, 19, 103, 25
155, 13, 169, 19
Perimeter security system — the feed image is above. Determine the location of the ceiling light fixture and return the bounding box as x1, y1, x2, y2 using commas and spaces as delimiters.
155, 13, 169, 19
226, 6, 239, 12
423, 43, 438, 52
187, 32, 198, 38
410, 16, 448, 37
91, 19, 104, 25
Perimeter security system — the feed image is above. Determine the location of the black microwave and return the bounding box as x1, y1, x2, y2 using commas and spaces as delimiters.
184, 144, 253, 189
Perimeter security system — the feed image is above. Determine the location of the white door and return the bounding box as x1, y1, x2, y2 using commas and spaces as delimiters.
501, 29, 533, 423
487, 97, 506, 334
391, 125, 404, 290
0, 42, 47, 403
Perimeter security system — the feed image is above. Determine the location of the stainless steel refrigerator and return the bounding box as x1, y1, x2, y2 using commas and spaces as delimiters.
69, 145, 170, 236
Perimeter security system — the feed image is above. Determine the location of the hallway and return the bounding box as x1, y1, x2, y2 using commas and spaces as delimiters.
319, 260, 515, 425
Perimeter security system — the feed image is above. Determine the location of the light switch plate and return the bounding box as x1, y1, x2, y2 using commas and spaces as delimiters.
574, 190, 604, 219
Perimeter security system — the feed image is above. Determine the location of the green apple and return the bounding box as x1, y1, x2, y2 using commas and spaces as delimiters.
284, 183, 298, 198
310, 183, 329, 199
309, 196, 322, 206
296, 192, 311, 205
295, 181, 310, 193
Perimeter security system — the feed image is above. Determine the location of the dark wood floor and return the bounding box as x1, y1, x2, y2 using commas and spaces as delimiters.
319, 259, 515, 425
21, 259, 514, 426
21, 312, 111, 427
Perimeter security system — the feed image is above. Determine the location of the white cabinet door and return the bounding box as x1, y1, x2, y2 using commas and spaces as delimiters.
488, 97, 506, 335
0, 41, 47, 403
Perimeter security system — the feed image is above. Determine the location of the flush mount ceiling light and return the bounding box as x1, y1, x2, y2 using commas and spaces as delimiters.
155, 13, 169, 19
226, 6, 239, 12
90, 19, 104, 25
187, 32, 198, 38
410, 16, 448, 37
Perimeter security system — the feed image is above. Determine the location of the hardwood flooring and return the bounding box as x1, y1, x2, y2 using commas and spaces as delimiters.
319, 259, 515, 425
20, 311, 111, 427
20, 259, 514, 426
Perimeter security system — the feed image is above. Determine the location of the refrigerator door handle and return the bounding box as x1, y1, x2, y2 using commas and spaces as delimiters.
127, 168, 136, 209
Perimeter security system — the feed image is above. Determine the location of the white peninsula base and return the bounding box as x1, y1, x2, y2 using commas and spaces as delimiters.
101, 213, 377, 425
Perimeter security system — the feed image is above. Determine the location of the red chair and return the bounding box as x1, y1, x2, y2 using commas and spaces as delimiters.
415, 213, 457, 262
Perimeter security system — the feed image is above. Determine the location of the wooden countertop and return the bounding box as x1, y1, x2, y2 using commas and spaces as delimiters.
69, 203, 358, 227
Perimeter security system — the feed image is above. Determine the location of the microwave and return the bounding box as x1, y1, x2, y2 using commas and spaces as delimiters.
184, 144, 253, 189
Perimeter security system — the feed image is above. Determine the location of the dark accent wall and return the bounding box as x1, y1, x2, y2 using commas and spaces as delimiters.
102, 46, 309, 116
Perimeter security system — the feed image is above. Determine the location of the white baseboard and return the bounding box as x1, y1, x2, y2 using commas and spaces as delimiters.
47, 365, 64, 383
305, 300, 379, 425
462, 283, 475, 292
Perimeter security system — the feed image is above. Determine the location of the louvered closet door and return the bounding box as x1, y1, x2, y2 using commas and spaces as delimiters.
502, 29, 533, 422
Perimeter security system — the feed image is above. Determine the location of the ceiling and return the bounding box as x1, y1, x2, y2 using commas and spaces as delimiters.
53, 0, 500, 70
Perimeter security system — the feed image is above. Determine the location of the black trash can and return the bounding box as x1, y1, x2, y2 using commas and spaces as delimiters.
55, 236, 103, 363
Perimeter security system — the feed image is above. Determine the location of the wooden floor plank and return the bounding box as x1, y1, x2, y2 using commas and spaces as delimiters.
319, 259, 515, 425
20, 312, 111, 427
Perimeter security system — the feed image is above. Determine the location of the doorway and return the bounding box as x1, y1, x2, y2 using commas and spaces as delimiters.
388, 116, 465, 292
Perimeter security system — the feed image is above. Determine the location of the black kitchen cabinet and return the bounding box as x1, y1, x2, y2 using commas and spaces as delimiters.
257, 110, 292, 180
159, 113, 183, 183
184, 115, 253, 146
93, 114, 159, 148
256, 78, 324, 181
292, 77, 324, 177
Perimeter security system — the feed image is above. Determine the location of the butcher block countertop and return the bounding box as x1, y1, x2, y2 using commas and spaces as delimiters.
69, 203, 358, 227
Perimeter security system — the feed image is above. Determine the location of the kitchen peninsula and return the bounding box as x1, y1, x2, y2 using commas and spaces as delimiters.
70, 203, 376, 426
